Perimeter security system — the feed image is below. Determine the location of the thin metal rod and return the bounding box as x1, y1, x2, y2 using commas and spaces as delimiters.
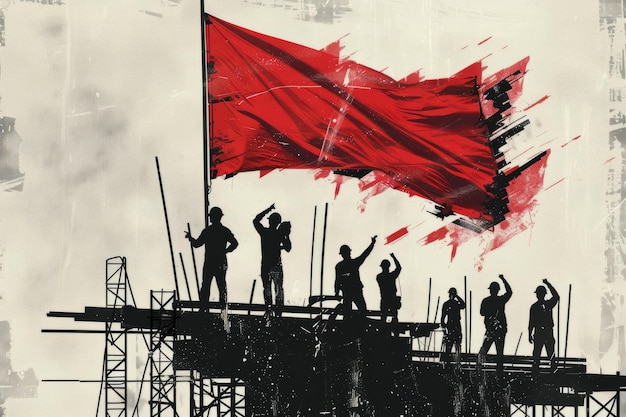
464, 276, 468, 353
309, 206, 317, 318
248, 280, 256, 315
469, 291, 472, 353
514, 332, 522, 356
426, 296, 441, 352
617, 371, 621, 417
179, 253, 192, 301
320, 203, 329, 311
564, 284, 572, 359
156, 157, 180, 296
201, 0, 210, 228
557, 299, 561, 359
426, 277, 432, 322
187, 223, 200, 297
433, 296, 441, 323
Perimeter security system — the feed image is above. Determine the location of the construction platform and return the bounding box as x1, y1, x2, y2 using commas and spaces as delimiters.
47, 297, 626, 417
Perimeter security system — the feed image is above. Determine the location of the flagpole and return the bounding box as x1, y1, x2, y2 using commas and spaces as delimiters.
201, 0, 210, 229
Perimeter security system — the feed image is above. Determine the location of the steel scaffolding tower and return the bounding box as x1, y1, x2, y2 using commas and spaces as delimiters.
150, 290, 177, 417
105, 256, 128, 417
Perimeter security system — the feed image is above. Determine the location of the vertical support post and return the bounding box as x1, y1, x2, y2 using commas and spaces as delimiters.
564, 284, 572, 359
309, 205, 317, 318
190, 370, 212, 417
617, 371, 621, 417
179, 252, 192, 301
201, 1, 210, 228
557, 300, 561, 360
105, 256, 127, 417
156, 157, 181, 297
150, 290, 177, 417
464, 275, 468, 353
427, 277, 432, 322
320, 203, 329, 311
469, 291, 473, 353
187, 223, 201, 298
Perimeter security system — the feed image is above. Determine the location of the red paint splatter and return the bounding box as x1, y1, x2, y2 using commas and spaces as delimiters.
386, 226, 409, 244
421, 227, 450, 245
259, 169, 273, 178
478, 36, 493, 45
331, 174, 351, 199
422, 151, 550, 266
523, 95, 550, 111
605, 157, 616, 164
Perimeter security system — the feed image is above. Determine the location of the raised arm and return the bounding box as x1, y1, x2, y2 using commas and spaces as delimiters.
390, 253, 401, 272
500, 274, 512, 302
543, 278, 560, 308
253, 204, 275, 232
355, 236, 377, 265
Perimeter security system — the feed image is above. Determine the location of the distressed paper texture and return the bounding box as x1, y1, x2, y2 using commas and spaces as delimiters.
0, 0, 616, 415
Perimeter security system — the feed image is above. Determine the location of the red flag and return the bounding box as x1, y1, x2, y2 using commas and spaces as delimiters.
206, 15, 538, 229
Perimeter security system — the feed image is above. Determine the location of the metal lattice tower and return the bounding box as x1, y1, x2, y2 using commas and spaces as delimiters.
150, 290, 177, 417
105, 256, 128, 417
104, 257, 128, 417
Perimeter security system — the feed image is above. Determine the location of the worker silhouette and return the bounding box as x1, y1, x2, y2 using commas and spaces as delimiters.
253, 204, 292, 318
477, 274, 512, 374
529, 279, 559, 374
376, 253, 401, 328
335, 236, 377, 318
185, 206, 238, 310
441, 287, 466, 366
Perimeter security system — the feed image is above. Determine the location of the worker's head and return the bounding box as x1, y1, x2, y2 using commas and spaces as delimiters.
448, 287, 457, 298
268, 212, 282, 228
380, 259, 391, 271
339, 244, 351, 259
534, 285, 547, 300
208, 206, 223, 223
488, 281, 500, 295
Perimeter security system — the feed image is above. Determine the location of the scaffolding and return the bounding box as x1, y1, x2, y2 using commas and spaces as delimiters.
150, 290, 177, 417
105, 257, 128, 417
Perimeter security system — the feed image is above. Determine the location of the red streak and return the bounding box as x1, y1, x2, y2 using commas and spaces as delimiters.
544, 178, 565, 191
385, 226, 409, 244
478, 36, 492, 45
561, 135, 582, 148
523, 95, 549, 111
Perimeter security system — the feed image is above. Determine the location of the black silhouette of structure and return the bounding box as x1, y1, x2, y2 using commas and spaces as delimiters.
45, 255, 626, 417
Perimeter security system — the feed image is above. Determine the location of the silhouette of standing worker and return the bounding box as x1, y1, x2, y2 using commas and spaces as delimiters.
441, 287, 466, 365
253, 204, 292, 317
376, 253, 402, 327
185, 206, 238, 310
335, 236, 377, 318
477, 274, 512, 373
529, 279, 559, 374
